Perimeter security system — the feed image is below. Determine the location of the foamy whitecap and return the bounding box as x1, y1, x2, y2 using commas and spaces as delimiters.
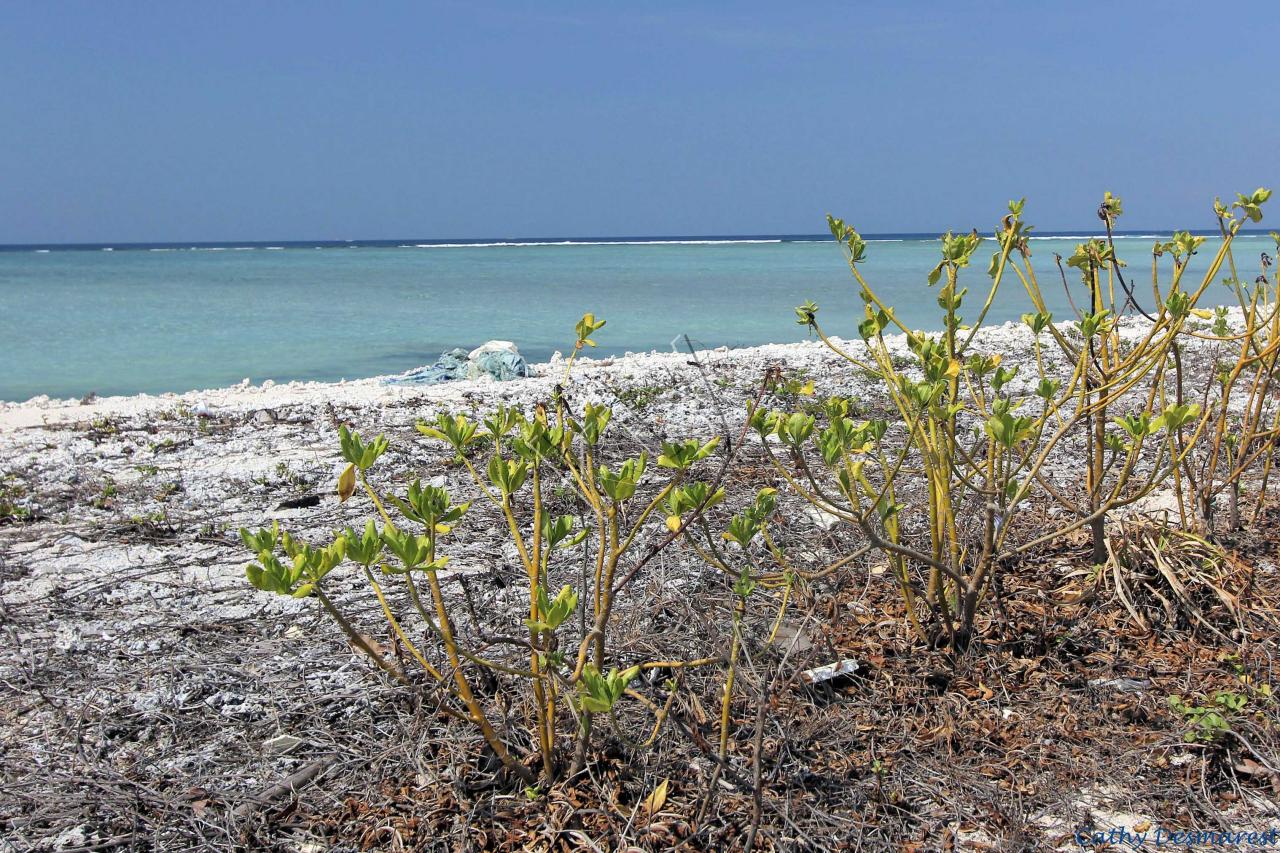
404, 239, 785, 249
1027, 234, 1170, 241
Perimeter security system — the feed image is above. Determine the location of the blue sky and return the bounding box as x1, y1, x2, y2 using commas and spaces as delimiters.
2, 1, 1276, 242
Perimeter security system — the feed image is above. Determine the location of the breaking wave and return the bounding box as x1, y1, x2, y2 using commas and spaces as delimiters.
398, 239, 785, 249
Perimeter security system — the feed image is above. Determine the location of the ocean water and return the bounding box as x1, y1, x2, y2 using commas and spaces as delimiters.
1, 233, 1273, 401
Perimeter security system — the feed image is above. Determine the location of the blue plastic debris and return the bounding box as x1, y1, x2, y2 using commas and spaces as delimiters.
386, 342, 530, 386
386, 348, 470, 386
466, 341, 530, 382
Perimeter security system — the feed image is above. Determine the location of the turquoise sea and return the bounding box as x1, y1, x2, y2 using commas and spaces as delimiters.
1, 233, 1272, 401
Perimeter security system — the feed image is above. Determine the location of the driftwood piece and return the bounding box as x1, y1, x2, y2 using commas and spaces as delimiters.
232, 755, 336, 818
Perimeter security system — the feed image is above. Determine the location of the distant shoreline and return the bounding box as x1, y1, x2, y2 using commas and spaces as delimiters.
2, 229, 1270, 253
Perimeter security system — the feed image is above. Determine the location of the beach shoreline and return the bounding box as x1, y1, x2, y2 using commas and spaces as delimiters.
0, 307, 1163, 432
0, 335, 849, 432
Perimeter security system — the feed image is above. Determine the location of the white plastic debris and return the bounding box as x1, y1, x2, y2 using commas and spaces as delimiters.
467, 340, 519, 360
800, 659, 860, 686
1087, 677, 1151, 693
803, 505, 841, 531
466, 340, 530, 381
264, 734, 303, 755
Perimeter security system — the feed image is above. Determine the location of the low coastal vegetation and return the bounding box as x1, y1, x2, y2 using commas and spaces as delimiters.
786, 191, 1268, 647
243, 313, 732, 788
231, 190, 1280, 835
7, 190, 1280, 849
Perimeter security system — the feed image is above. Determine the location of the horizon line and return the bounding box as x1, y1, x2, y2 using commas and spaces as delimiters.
2, 227, 1273, 251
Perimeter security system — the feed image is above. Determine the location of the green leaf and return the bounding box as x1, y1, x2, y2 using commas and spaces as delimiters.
532, 584, 578, 632
776, 413, 816, 447
597, 454, 647, 502
656, 437, 720, 470
541, 514, 584, 549
487, 456, 529, 495
341, 520, 384, 566
338, 425, 388, 470
794, 300, 819, 326
1021, 312, 1052, 336
575, 313, 607, 347
665, 481, 726, 523
246, 563, 269, 591
418, 413, 480, 452
576, 664, 641, 714
1153, 403, 1201, 432
722, 514, 759, 548
573, 403, 612, 445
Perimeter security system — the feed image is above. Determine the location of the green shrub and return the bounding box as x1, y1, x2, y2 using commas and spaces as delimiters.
784, 190, 1267, 648
0, 474, 32, 523
241, 315, 732, 784
1174, 217, 1280, 532
1168, 691, 1247, 743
